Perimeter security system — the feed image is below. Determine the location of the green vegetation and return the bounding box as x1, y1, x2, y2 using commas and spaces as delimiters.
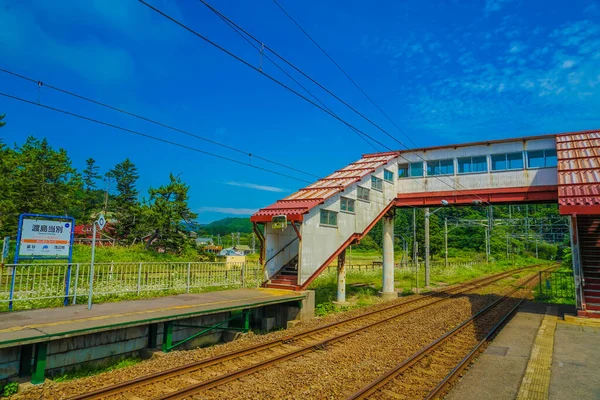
0, 128, 199, 256
51, 357, 142, 383
0, 382, 18, 397
204, 217, 253, 235
310, 256, 552, 316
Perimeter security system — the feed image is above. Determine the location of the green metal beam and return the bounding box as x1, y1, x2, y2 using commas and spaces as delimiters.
31, 342, 47, 385
162, 321, 173, 352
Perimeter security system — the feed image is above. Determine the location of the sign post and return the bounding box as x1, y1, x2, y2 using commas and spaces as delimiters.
10, 214, 75, 311
88, 214, 106, 310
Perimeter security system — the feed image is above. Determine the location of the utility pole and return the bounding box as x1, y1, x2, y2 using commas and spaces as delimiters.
506, 234, 509, 259
535, 238, 539, 259
424, 207, 430, 287
413, 209, 418, 293
485, 226, 490, 263
251, 233, 256, 254
444, 217, 448, 268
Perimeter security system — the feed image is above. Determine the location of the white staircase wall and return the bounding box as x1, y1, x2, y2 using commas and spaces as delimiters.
264, 224, 299, 280
298, 162, 398, 285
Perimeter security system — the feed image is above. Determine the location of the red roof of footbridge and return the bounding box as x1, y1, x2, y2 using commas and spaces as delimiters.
557, 130, 600, 214
250, 152, 399, 222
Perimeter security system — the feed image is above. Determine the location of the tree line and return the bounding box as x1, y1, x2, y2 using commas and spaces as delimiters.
0, 113, 196, 253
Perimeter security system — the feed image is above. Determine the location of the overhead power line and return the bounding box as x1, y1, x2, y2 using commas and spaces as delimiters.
0, 91, 313, 184
199, 0, 405, 150
272, 0, 418, 150
137, 0, 394, 152
206, 12, 379, 152
194, 0, 491, 205
0, 67, 321, 179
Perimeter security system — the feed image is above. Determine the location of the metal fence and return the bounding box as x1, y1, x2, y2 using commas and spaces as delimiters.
538, 270, 575, 300
324, 260, 479, 275
0, 261, 262, 311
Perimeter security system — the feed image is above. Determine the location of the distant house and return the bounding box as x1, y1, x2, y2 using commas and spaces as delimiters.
219, 247, 245, 256
196, 237, 214, 246
234, 245, 252, 255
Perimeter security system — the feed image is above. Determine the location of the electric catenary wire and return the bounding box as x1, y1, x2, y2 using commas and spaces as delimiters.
272, 0, 418, 149
205, 13, 379, 152
196, 0, 491, 205
270, 0, 492, 205
0, 67, 321, 179
0, 91, 313, 184
137, 0, 394, 152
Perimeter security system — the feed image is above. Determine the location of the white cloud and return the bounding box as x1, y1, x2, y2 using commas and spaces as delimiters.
224, 181, 286, 193
197, 207, 257, 215
484, 0, 516, 15
562, 59, 576, 69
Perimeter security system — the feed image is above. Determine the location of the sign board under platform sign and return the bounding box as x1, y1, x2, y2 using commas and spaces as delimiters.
271, 215, 287, 230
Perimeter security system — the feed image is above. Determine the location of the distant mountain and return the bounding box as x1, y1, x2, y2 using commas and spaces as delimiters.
203, 217, 253, 235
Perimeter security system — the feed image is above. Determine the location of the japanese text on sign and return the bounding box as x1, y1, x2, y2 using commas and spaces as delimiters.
18, 218, 73, 258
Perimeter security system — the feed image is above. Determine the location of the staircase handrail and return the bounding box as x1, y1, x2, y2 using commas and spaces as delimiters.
265, 237, 299, 266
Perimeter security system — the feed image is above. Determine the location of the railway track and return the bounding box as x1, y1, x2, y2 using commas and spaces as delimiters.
346, 271, 543, 399
69, 265, 543, 400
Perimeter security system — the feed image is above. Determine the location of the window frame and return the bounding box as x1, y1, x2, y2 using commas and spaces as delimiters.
319, 209, 338, 227
491, 152, 524, 171
457, 156, 488, 174
383, 169, 394, 182
371, 176, 383, 191
526, 149, 558, 169
410, 162, 424, 177
398, 163, 409, 179
340, 197, 356, 214
357, 186, 370, 202
426, 158, 455, 176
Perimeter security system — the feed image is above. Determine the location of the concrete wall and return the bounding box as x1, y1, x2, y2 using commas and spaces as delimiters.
0, 347, 19, 383
397, 137, 558, 193
298, 160, 398, 284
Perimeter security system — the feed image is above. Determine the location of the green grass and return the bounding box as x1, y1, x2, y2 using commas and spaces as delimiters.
309, 255, 552, 316
51, 357, 142, 383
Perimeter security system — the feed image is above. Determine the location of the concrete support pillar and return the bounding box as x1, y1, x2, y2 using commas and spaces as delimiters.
381, 213, 395, 298
425, 208, 430, 287
337, 249, 346, 303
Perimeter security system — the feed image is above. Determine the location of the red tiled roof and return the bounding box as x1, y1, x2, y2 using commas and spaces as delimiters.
556, 131, 600, 209
251, 152, 399, 222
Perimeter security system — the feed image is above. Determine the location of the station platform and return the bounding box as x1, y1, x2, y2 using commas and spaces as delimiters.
0, 288, 307, 348
0, 288, 310, 384
446, 301, 600, 400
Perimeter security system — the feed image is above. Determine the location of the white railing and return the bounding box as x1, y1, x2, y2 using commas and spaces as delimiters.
0, 261, 262, 311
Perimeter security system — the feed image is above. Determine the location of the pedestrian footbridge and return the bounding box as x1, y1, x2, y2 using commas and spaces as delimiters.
250, 129, 600, 317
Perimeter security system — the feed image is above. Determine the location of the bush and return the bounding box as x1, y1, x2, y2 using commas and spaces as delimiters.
1, 382, 18, 397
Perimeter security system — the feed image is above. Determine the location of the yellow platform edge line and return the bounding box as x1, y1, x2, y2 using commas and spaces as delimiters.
516, 313, 557, 400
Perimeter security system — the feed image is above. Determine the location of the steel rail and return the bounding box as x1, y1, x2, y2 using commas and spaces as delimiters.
68, 265, 539, 400
346, 270, 547, 399
154, 266, 542, 400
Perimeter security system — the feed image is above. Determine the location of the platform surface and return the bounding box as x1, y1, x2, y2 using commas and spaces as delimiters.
446, 302, 600, 400
0, 288, 305, 348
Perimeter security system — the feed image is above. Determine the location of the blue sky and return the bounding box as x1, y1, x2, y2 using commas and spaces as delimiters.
1, 0, 599, 223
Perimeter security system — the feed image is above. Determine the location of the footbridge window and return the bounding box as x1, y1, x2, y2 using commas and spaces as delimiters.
527, 149, 557, 168
340, 197, 355, 213
357, 186, 370, 202
320, 209, 338, 227
427, 159, 454, 176
371, 176, 383, 191
398, 162, 424, 178
458, 156, 488, 174
491, 152, 524, 171
384, 169, 394, 182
